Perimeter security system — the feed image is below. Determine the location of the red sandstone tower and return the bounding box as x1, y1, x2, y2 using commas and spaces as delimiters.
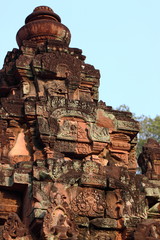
0, 6, 160, 240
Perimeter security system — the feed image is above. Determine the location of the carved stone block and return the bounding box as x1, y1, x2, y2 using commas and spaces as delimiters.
2, 213, 30, 240
71, 187, 106, 217
80, 160, 107, 188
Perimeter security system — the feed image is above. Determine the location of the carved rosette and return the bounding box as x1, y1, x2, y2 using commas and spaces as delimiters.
71, 188, 106, 217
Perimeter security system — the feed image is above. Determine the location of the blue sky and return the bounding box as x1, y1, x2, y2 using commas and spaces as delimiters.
0, 0, 160, 118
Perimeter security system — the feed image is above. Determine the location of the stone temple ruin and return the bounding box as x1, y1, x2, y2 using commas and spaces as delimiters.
0, 5, 160, 240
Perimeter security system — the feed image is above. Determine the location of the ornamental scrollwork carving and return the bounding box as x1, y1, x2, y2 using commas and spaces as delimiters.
42, 193, 78, 240
71, 188, 106, 217
2, 213, 30, 240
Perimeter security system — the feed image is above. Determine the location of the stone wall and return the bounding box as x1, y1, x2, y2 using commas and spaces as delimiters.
0, 6, 159, 240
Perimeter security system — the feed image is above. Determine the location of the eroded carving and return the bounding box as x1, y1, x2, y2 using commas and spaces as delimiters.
43, 193, 78, 240
134, 220, 160, 240
71, 188, 105, 217
2, 213, 29, 239
138, 138, 160, 176
57, 117, 89, 142
0, 5, 154, 240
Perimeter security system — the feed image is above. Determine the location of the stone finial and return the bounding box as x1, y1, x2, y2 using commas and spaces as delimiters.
16, 6, 71, 47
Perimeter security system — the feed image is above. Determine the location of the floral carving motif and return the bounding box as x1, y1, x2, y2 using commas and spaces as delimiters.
2, 213, 29, 239
71, 188, 105, 217
57, 118, 89, 143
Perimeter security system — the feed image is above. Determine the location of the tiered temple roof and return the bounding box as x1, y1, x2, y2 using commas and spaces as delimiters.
0, 6, 160, 240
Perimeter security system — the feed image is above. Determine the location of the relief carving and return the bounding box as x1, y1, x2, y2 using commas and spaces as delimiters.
81, 160, 107, 187
24, 101, 36, 116
56, 63, 71, 78
53, 140, 76, 153
110, 152, 129, 167
117, 120, 139, 131
90, 231, 117, 240
128, 147, 137, 169
134, 220, 160, 240
71, 188, 105, 217
58, 119, 77, 140
75, 143, 91, 155
44, 80, 67, 97
43, 193, 78, 240
89, 124, 109, 142
93, 234, 114, 240
43, 206, 78, 240
138, 138, 160, 176
35, 52, 82, 87
57, 117, 89, 143
51, 108, 95, 123
110, 134, 130, 151
0, 5, 150, 240
106, 190, 124, 219
2, 213, 30, 239
37, 117, 50, 135
109, 133, 131, 167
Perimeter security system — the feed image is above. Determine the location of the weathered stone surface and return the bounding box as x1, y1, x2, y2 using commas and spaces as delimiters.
134, 219, 160, 240
74, 216, 89, 228
42, 198, 79, 240
106, 190, 124, 219
80, 160, 107, 188
16, 6, 71, 47
70, 187, 106, 217
90, 229, 120, 240
90, 218, 124, 229
2, 213, 31, 240
138, 138, 160, 177
0, 4, 159, 240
